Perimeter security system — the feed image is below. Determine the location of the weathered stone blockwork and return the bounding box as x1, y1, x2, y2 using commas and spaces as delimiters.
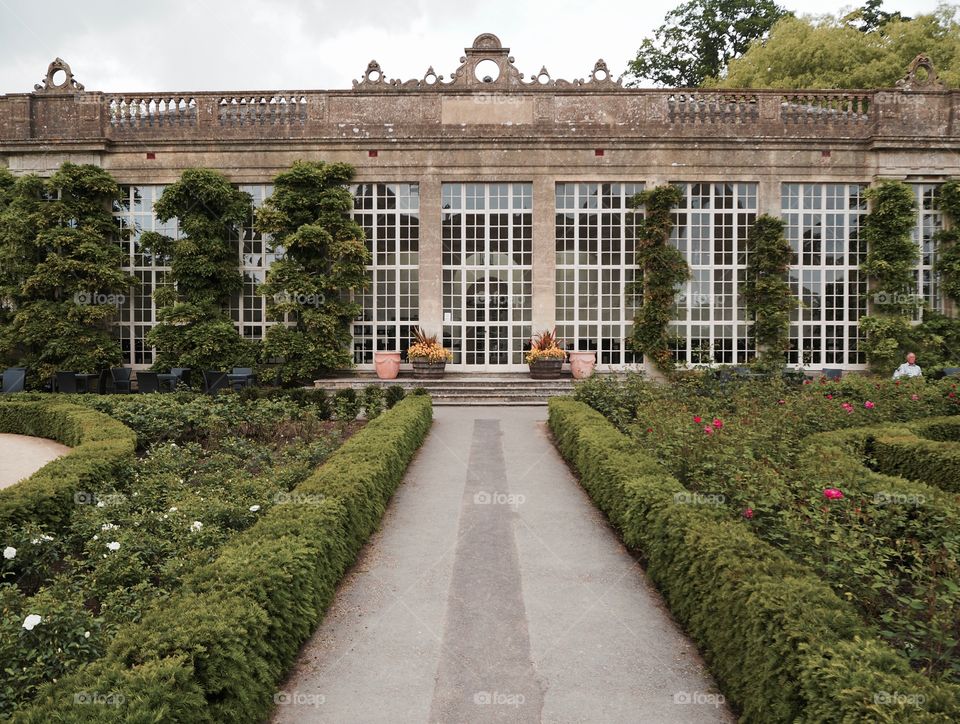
1, 37, 958, 372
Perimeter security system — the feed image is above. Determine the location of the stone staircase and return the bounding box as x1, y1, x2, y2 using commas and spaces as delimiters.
313, 373, 578, 406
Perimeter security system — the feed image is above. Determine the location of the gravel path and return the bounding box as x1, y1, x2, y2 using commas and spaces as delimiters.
273, 406, 734, 724
0, 433, 71, 490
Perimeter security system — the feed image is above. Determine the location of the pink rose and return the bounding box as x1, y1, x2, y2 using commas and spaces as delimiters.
823, 488, 844, 500
693, 416, 703, 424
712, 418, 723, 429
703, 426, 714, 436
864, 401, 875, 409
743, 508, 754, 519
911, 394, 919, 401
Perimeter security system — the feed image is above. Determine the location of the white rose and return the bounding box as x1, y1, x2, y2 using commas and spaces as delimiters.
190, 521, 203, 532
2, 546, 15, 560
249, 505, 261, 512
22, 614, 42, 630
106, 541, 120, 552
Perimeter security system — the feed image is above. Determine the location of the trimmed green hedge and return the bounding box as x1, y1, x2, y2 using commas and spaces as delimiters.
848, 416, 960, 493
548, 398, 960, 723
0, 400, 137, 530
14, 394, 432, 723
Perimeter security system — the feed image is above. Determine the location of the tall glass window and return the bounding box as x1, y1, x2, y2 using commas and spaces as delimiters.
914, 183, 944, 314
442, 182, 532, 367
555, 182, 643, 365
351, 183, 420, 363
782, 183, 867, 366
669, 182, 758, 364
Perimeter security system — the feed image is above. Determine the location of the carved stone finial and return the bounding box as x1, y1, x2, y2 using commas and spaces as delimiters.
34, 58, 84, 93
896, 54, 944, 90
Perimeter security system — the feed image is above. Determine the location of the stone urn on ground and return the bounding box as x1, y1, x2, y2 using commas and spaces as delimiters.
374, 351, 401, 380
568, 351, 597, 379
407, 327, 453, 380
526, 328, 566, 380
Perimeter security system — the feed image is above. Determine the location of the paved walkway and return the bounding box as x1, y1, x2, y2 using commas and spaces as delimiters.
0, 433, 71, 489
274, 407, 733, 724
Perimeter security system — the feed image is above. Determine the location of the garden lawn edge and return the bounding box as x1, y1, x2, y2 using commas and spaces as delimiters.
547, 398, 960, 724
11, 394, 433, 724
0, 399, 137, 531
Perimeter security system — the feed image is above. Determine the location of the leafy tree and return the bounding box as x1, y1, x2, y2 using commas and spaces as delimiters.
743, 215, 794, 370
715, 4, 960, 88
857, 181, 919, 372
256, 161, 369, 384
254, 161, 369, 386
140, 168, 255, 372
627, 0, 789, 87
0, 163, 133, 380
628, 185, 690, 375
843, 0, 910, 32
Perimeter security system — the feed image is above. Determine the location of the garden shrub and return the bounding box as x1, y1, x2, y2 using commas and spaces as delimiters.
866, 420, 960, 493
14, 395, 432, 723
548, 398, 960, 722
385, 384, 406, 409
333, 388, 361, 421
0, 400, 136, 530
362, 384, 385, 419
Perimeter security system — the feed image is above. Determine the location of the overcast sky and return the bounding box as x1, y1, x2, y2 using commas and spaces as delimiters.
0, 0, 949, 93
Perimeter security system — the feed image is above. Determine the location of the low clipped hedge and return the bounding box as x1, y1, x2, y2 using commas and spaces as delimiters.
0, 400, 137, 530
14, 394, 432, 723
864, 417, 960, 493
548, 398, 960, 724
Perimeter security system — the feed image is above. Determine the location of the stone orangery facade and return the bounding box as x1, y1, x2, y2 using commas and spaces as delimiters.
1, 34, 959, 372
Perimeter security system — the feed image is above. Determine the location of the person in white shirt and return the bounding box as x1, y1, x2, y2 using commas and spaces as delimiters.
892, 352, 923, 379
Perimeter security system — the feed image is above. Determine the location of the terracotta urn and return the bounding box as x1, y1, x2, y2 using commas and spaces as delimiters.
374, 351, 401, 380
568, 351, 597, 379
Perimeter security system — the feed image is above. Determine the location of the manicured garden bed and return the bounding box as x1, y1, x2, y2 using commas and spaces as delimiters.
1, 390, 430, 720
555, 373, 960, 722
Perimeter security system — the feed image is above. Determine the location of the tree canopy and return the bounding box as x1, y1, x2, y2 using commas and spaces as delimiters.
714, 3, 960, 88
0, 163, 133, 378
140, 168, 255, 372
255, 160, 369, 386
627, 0, 789, 87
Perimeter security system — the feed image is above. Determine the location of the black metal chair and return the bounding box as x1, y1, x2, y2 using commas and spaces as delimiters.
170, 367, 192, 390
229, 367, 255, 391
1, 367, 26, 394
110, 367, 132, 394
822, 368, 843, 381
96, 369, 111, 394
203, 370, 228, 395
54, 371, 79, 393
136, 371, 160, 394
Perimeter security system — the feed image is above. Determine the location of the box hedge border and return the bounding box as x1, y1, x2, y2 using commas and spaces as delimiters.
0, 399, 137, 531
547, 398, 960, 724
863, 417, 960, 493
12, 394, 432, 724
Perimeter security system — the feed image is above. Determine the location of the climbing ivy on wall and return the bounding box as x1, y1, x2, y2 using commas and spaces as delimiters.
858, 180, 919, 372
255, 161, 369, 386
743, 215, 794, 370
934, 179, 960, 303
140, 168, 256, 372
628, 185, 690, 376
0, 163, 134, 380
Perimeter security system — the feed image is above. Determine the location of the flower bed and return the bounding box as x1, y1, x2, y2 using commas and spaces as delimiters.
548, 398, 960, 722
0, 400, 137, 530
6, 394, 432, 722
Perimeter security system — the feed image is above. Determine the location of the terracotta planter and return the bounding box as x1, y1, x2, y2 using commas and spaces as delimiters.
411, 360, 446, 379
529, 358, 564, 379
374, 351, 401, 380
568, 351, 597, 379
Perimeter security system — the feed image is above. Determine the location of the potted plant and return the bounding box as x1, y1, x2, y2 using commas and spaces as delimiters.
526, 329, 566, 379
568, 347, 597, 379
408, 327, 452, 379
374, 349, 401, 380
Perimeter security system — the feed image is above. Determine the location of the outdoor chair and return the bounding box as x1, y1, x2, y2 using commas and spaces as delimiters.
941, 367, 960, 379
111, 367, 133, 394
1, 367, 26, 394
203, 370, 229, 395
96, 369, 111, 394
54, 371, 79, 393
136, 371, 160, 394
229, 367, 255, 391
821, 368, 843, 381
169, 367, 192, 390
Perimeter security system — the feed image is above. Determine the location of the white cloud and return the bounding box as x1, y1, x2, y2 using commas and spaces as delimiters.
0, 0, 947, 93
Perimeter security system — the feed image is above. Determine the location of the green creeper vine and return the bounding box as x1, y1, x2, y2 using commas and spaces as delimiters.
140, 168, 256, 371
858, 180, 919, 372
743, 215, 794, 371
255, 161, 369, 385
0, 163, 134, 380
934, 179, 960, 303
628, 185, 690, 376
